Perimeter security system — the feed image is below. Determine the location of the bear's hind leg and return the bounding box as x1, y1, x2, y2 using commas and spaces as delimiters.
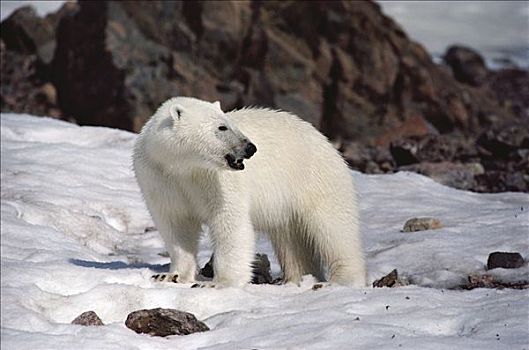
295, 235, 326, 282
269, 230, 305, 285
304, 214, 366, 287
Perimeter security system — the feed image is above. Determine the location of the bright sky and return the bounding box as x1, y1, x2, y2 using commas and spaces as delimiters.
379, 1, 529, 57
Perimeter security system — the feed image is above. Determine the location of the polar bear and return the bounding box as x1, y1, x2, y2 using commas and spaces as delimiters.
133, 97, 366, 287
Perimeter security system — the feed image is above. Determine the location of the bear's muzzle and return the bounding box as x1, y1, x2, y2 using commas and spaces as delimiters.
225, 141, 256, 170
225, 154, 245, 170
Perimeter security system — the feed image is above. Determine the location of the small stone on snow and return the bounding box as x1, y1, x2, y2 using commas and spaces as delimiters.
402, 217, 443, 232
487, 252, 524, 270
71, 311, 104, 326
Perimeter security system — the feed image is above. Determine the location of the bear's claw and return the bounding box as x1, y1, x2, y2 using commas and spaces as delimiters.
190, 282, 216, 288
151, 273, 179, 283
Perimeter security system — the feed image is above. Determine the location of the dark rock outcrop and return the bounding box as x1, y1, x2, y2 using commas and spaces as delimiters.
0, 4, 73, 64
443, 46, 488, 86
0, 4, 76, 117
487, 68, 529, 119
125, 308, 209, 337
7, 1, 511, 136
1, 1, 526, 193
400, 162, 484, 190
0, 42, 61, 117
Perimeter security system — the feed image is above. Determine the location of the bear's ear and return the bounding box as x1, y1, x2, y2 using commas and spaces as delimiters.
213, 101, 221, 110
169, 104, 185, 120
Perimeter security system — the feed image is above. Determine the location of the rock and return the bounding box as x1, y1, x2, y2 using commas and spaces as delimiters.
51, 1, 179, 130
487, 252, 525, 270
44, 0, 511, 139
49, 1, 254, 130
0, 3, 75, 118
402, 217, 443, 232
400, 162, 484, 190
462, 274, 529, 290
2, 0, 524, 194
375, 115, 433, 149
443, 45, 488, 86
466, 274, 495, 289
475, 170, 529, 193
0, 40, 60, 117
1, 6, 55, 62
36, 82, 57, 105
487, 68, 529, 119
342, 142, 394, 174
390, 135, 476, 165
200, 253, 273, 284
477, 122, 529, 159
71, 311, 104, 326
473, 121, 529, 192
125, 308, 209, 337
372, 269, 408, 288
0, 2, 77, 68
390, 139, 420, 166
372, 269, 398, 288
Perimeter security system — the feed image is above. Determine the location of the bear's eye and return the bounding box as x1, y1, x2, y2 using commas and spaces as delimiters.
218, 126, 228, 131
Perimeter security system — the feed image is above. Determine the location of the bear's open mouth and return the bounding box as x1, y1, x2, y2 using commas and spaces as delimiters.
225, 154, 245, 170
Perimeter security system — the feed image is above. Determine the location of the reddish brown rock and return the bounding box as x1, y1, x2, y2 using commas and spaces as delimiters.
373, 269, 398, 288
1, 1, 524, 193
487, 68, 529, 119
125, 308, 209, 337
0, 4, 75, 117
443, 46, 488, 86
372, 269, 409, 288
71, 311, 104, 326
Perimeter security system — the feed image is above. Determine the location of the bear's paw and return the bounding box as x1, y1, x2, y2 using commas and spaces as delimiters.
151, 273, 179, 283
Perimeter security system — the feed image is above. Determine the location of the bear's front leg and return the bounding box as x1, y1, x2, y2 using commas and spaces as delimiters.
153, 216, 201, 283
209, 210, 255, 287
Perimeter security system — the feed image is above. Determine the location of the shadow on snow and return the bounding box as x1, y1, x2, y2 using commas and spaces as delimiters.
69, 258, 169, 272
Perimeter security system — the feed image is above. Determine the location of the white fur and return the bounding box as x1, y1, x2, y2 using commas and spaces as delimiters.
133, 97, 366, 287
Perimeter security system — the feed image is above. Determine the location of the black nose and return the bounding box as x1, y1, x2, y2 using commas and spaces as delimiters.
244, 142, 257, 159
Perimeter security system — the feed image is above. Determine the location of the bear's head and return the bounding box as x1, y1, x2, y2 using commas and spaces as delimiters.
153, 97, 256, 171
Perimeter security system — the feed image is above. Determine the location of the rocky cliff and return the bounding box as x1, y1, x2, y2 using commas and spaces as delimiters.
1, 1, 527, 192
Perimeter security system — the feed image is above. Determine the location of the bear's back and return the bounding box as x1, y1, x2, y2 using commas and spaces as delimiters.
226, 108, 356, 230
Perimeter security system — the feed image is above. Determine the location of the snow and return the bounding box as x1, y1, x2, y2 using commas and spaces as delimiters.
1, 113, 528, 350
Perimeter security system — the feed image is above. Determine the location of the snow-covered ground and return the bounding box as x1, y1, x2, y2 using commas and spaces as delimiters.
1, 114, 528, 350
